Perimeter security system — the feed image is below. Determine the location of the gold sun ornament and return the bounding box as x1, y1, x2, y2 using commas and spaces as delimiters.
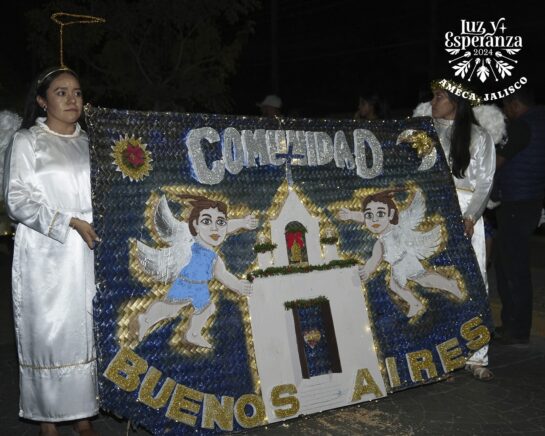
111, 135, 153, 182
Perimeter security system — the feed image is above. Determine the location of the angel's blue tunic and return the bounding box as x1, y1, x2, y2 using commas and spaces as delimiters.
166, 242, 217, 310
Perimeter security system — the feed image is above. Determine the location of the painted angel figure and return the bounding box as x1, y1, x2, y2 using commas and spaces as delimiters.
338, 189, 463, 317
132, 194, 258, 347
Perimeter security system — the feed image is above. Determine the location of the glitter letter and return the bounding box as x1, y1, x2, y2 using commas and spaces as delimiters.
165, 384, 204, 427
385, 357, 401, 388
460, 316, 490, 351
286, 130, 308, 166
186, 127, 225, 185
266, 130, 287, 166
242, 129, 271, 167
103, 347, 148, 392
313, 131, 334, 165
333, 130, 355, 169
436, 337, 466, 372
406, 349, 438, 382
137, 366, 177, 409
222, 127, 244, 175
202, 394, 234, 431
271, 384, 300, 418
353, 129, 383, 179
234, 394, 266, 428
351, 368, 384, 401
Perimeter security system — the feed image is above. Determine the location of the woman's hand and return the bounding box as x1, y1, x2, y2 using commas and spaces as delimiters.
463, 218, 475, 239
70, 218, 100, 250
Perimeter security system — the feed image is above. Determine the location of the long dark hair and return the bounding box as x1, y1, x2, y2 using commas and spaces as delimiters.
22, 67, 80, 129
447, 91, 479, 179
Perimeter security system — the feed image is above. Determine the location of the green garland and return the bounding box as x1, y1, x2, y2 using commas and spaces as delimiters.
320, 236, 338, 245
253, 242, 277, 253
247, 258, 359, 282
284, 296, 329, 311
285, 222, 307, 233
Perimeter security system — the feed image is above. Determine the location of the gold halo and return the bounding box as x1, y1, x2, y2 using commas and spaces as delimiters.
50, 12, 106, 68
431, 79, 482, 107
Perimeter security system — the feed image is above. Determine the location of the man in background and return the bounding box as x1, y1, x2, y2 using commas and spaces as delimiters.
495, 88, 545, 345
257, 94, 282, 118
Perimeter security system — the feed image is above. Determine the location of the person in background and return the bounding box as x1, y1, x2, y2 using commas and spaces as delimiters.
494, 88, 545, 345
3, 67, 100, 436
257, 94, 282, 118
354, 92, 389, 120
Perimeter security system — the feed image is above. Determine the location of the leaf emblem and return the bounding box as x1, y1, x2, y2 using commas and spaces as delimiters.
445, 48, 461, 55
477, 65, 490, 82
453, 60, 471, 78
505, 48, 520, 55
496, 60, 514, 78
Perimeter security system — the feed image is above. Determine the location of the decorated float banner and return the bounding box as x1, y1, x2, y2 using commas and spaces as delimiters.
86, 106, 492, 435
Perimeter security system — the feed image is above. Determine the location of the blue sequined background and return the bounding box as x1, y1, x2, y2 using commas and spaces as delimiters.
86, 107, 492, 435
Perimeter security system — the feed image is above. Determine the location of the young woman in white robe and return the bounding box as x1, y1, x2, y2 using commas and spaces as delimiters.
4, 67, 100, 436
425, 81, 496, 381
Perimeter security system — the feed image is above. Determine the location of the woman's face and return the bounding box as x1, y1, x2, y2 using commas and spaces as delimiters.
193, 207, 228, 247
37, 72, 83, 133
431, 89, 457, 120
363, 201, 395, 234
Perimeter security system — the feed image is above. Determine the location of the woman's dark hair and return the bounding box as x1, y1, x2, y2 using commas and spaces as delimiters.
446, 91, 479, 179
358, 92, 390, 119
361, 189, 400, 225
22, 67, 80, 129
178, 194, 228, 236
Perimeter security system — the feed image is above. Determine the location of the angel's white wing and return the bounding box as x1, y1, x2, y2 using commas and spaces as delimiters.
405, 225, 442, 259
397, 189, 442, 259
136, 195, 193, 283
412, 101, 432, 117
399, 189, 426, 231
154, 195, 190, 244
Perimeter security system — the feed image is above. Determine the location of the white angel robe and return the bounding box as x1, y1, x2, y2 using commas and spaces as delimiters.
434, 118, 496, 366
3, 119, 98, 421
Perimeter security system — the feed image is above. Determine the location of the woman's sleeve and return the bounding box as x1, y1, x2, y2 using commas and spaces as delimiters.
464, 131, 496, 221
3, 131, 71, 243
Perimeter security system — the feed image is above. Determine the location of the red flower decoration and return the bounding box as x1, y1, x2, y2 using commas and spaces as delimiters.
124, 144, 145, 167
112, 135, 152, 181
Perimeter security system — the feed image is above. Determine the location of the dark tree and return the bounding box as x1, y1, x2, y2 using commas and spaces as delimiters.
26, 0, 260, 112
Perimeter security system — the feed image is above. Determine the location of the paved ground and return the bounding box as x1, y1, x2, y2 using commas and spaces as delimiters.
1, 233, 544, 436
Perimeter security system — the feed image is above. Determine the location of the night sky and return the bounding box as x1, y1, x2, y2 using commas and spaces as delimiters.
2, 0, 544, 117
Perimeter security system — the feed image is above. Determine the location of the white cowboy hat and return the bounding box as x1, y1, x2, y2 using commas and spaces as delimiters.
256, 94, 282, 109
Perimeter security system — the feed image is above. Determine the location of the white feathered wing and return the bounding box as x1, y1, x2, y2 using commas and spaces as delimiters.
397, 189, 442, 260
412, 101, 506, 145
136, 195, 193, 283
